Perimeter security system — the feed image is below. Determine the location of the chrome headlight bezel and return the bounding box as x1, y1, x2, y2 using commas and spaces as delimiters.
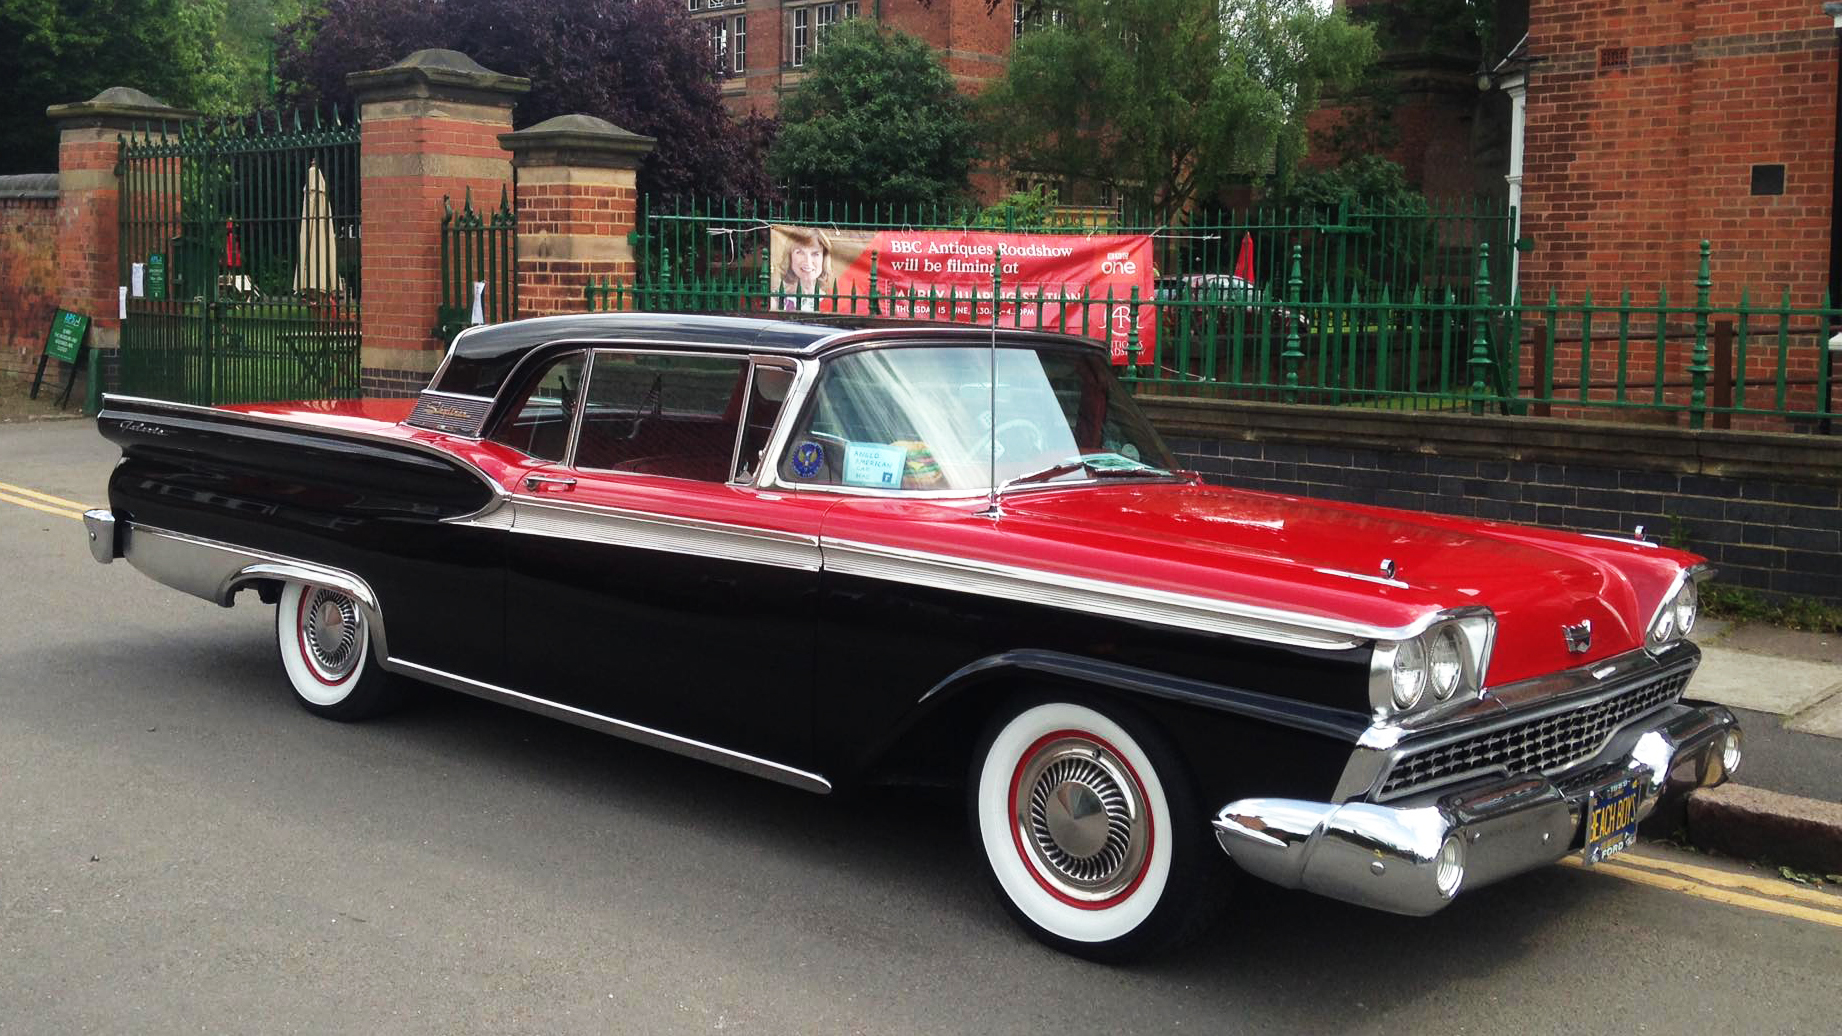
1369, 609, 1495, 722
1647, 565, 1712, 653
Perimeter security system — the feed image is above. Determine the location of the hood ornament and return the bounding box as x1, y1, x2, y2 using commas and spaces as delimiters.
1564, 620, 1593, 654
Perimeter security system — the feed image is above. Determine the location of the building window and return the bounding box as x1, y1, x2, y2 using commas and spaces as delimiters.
1751, 164, 1786, 197
815, 3, 836, 44
687, 0, 699, 9
843, 1, 859, 19
1015, 2, 1067, 38
791, 8, 810, 66
708, 18, 728, 73
732, 15, 747, 74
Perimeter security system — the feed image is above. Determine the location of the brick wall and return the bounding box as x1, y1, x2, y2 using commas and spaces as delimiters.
513, 173, 638, 317
1521, 0, 1838, 310
1141, 395, 1842, 604
0, 181, 59, 381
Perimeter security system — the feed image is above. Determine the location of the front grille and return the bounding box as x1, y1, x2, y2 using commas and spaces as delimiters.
407, 392, 492, 436
1378, 670, 1691, 799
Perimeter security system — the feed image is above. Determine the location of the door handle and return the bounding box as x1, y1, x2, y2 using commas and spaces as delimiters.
523, 474, 578, 491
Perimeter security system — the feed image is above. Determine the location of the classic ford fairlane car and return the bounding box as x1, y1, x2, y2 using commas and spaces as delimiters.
84, 312, 1742, 961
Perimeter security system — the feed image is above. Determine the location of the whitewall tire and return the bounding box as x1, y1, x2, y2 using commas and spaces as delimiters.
275, 581, 399, 721
971, 698, 1217, 961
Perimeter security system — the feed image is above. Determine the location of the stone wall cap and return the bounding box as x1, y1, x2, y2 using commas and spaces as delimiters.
47, 86, 199, 124
500, 113, 656, 155
0, 172, 58, 199
346, 49, 532, 100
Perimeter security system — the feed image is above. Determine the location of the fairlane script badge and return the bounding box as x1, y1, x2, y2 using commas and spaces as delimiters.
1564, 620, 1593, 654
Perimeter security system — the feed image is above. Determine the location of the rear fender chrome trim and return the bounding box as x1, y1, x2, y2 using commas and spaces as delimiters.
115, 523, 396, 666
383, 658, 833, 795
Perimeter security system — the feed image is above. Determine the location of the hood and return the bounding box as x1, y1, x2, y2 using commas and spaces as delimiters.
979, 483, 1698, 686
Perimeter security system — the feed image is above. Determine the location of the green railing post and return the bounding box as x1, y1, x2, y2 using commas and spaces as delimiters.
1126, 285, 1142, 376
1282, 245, 1304, 402
1689, 240, 1713, 429
1469, 242, 1494, 415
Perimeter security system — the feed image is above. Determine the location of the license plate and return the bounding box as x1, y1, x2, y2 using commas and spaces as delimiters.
1582, 775, 1642, 864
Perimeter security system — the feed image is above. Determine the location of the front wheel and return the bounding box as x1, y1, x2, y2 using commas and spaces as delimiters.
969, 698, 1220, 962
275, 581, 400, 721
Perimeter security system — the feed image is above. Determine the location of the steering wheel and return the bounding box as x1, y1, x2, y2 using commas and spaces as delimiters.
974, 418, 1046, 461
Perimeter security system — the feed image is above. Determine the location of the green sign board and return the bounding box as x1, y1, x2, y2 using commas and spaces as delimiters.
147, 253, 167, 299
45, 309, 89, 364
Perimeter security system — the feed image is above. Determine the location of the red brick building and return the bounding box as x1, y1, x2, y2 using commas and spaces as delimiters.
685, 0, 1016, 118
1510, 0, 1840, 308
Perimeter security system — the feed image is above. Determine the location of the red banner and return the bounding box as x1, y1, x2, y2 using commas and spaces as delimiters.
769, 225, 1156, 365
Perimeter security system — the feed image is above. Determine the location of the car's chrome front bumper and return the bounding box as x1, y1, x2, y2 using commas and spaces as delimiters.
1212, 702, 1740, 915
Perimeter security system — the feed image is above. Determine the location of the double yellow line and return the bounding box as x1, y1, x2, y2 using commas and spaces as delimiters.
1567, 849, 1842, 928
0, 480, 88, 522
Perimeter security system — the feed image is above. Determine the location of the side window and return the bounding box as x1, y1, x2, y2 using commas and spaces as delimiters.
574, 352, 750, 482
734, 363, 795, 482
491, 351, 586, 462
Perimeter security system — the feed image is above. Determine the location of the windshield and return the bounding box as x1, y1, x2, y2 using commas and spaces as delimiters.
777, 344, 1178, 492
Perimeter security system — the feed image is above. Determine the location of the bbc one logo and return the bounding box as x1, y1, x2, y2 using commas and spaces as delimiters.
1099, 250, 1138, 276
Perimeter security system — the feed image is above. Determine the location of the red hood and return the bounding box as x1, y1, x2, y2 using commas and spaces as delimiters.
824, 482, 1700, 686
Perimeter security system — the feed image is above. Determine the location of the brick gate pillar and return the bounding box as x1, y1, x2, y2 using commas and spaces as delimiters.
45, 88, 197, 358
498, 115, 655, 317
347, 49, 529, 396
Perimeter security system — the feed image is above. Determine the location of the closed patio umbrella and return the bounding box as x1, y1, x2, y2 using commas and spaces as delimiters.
293, 161, 342, 296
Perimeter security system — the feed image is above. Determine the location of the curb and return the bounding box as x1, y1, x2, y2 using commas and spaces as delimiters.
1684, 783, 1842, 874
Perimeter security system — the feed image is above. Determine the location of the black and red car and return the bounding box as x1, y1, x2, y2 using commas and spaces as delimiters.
85, 312, 1739, 960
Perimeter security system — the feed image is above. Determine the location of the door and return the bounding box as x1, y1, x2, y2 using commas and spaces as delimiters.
500, 350, 827, 765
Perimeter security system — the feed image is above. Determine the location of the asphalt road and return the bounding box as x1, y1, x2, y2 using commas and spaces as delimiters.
4, 419, 1841, 1035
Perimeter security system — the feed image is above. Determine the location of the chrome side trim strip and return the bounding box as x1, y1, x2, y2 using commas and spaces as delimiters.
382, 658, 833, 795
824, 539, 1373, 651
507, 497, 823, 572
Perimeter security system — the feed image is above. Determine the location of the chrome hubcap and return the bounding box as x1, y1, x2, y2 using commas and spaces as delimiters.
1014, 737, 1149, 901
301, 587, 361, 680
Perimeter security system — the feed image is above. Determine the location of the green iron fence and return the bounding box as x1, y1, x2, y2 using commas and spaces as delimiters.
588, 240, 1838, 432
437, 186, 517, 344
118, 108, 361, 404
632, 193, 1520, 308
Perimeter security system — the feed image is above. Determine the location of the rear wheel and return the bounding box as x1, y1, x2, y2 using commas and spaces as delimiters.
969, 697, 1219, 962
275, 581, 400, 721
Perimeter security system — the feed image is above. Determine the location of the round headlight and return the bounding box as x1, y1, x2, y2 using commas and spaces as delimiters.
1651, 605, 1677, 646
1428, 626, 1464, 701
1435, 834, 1466, 898
1392, 637, 1428, 711
1721, 728, 1743, 778
1673, 581, 1699, 637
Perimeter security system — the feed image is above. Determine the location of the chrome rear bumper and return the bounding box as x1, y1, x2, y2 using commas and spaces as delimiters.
84, 509, 118, 564
1213, 702, 1739, 915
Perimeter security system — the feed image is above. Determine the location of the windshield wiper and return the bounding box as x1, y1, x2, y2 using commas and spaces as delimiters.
997, 456, 1173, 494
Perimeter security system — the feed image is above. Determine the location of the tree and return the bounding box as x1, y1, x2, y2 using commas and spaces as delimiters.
276, 0, 774, 202
984, 0, 1378, 223
769, 19, 974, 208
0, 0, 266, 174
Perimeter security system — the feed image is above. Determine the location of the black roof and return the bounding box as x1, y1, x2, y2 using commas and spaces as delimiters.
431, 311, 1103, 400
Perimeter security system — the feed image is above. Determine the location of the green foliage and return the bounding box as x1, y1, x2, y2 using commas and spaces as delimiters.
966, 186, 1059, 230
769, 19, 975, 208
1701, 583, 1842, 635
1278, 155, 1428, 218
0, 0, 302, 174
984, 0, 1377, 223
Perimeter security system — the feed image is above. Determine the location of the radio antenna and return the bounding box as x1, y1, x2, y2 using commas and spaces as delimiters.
978, 245, 1003, 520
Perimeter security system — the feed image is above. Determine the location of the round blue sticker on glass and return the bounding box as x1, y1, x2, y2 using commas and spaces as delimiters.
791, 441, 825, 478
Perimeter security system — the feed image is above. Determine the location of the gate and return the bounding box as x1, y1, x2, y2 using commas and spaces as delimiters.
118, 109, 361, 404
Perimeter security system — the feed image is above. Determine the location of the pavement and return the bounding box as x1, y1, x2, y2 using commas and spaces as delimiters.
1681, 619, 1842, 874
